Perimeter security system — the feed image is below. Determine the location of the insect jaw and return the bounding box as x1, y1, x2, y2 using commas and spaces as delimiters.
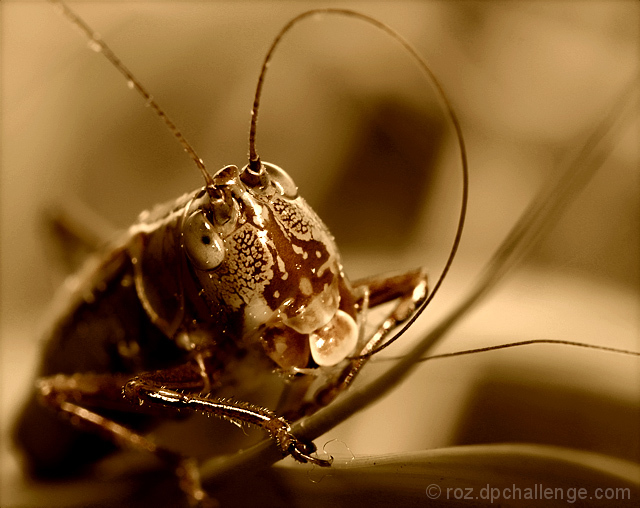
255, 310, 359, 371
243, 275, 360, 370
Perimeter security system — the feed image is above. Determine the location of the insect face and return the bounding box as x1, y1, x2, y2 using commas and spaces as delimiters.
170, 162, 357, 370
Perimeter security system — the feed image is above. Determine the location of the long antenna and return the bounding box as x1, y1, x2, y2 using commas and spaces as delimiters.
413, 339, 640, 363
51, 0, 215, 187
248, 8, 468, 355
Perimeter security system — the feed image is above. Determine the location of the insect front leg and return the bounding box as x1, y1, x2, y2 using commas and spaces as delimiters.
122, 362, 332, 468
36, 371, 214, 507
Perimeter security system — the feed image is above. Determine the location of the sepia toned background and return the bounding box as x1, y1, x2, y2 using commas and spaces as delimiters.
2, 1, 639, 506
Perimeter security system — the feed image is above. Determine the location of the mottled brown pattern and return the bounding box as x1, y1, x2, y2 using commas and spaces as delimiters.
260, 197, 338, 317
215, 223, 275, 309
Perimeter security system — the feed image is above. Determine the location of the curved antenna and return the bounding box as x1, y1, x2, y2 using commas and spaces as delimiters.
248, 8, 468, 355
51, 0, 215, 188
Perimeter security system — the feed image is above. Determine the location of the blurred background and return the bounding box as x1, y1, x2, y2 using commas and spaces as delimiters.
2, 1, 639, 506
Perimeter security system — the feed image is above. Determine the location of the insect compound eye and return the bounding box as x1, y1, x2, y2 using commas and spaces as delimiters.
262, 162, 298, 199
183, 211, 225, 271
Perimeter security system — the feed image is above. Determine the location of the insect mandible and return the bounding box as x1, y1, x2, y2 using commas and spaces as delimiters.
11, 3, 468, 505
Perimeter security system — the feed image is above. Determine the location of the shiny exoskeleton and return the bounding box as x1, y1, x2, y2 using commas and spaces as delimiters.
14, 4, 444, 506
14, 161, 427, 503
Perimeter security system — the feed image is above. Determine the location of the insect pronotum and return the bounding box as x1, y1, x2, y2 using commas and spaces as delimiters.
3, 2, 636, 508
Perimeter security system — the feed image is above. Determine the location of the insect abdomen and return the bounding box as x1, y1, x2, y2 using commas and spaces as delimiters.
13, 248, 186, 477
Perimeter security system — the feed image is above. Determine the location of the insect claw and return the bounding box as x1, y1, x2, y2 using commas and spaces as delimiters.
283, 437, 333, 467
289, 443, 334, 467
